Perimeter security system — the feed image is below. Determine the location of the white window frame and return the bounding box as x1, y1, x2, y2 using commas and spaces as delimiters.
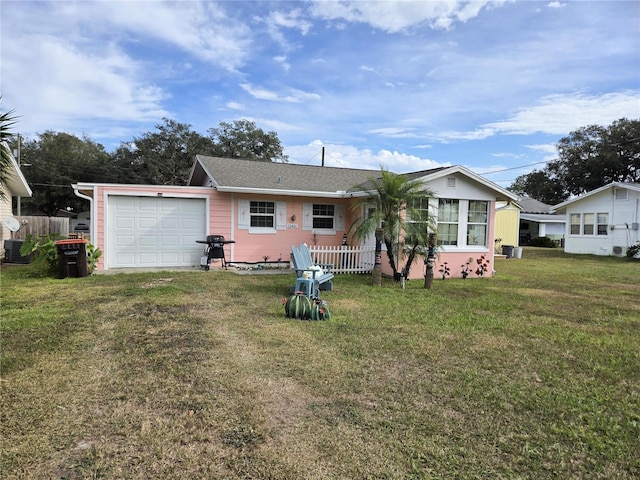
437, 199, 459, 246
437, 199, 490, 250
597, 213, 608, 236
466, 200, 489, 246
583, 213, 595, 235
302, 203, 345, 234
570, 213, 581, 235
238, 199, 286, 234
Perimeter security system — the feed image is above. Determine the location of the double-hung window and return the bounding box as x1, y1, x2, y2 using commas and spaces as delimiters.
250, 201, 275, 228
303, 203, 345, 233
597, 213, 608, 235
437, 199, 489, 248
583, 213, 594, 235
437, 199, 459, 246
312, 204, 335, 229
406, 197, 431, 225
467, 201, 488, 246
570, 214, 581, 235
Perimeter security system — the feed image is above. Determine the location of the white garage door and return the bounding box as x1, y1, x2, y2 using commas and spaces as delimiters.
107, 195, 206, 268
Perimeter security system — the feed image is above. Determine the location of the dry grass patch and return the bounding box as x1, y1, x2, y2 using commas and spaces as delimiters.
2, 251, 639, 479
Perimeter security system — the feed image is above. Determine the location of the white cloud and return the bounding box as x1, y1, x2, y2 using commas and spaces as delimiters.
264, 8, 313, 41
285, 141, 449, 172
483, 91, 640, 135
225, 102, 245, 111
1, 34, 168, 140
309, 0, 509, 32
240, 83, 321, 103
547, 2, 565, 8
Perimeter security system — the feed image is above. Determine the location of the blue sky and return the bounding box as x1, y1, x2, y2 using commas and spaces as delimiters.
2, 0, 639, 187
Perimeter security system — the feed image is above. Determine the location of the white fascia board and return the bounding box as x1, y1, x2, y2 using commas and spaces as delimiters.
551, 182, 614, 212
416, 165, 519, 202
215, 185, 356, 198
2, 143, 32, 197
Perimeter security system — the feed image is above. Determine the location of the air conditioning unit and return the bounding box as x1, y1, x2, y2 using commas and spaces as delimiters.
612, 246, 625, 256
3, 239, 31, 264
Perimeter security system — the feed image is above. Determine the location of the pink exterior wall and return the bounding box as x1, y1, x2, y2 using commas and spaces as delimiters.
386, 201, 497, 279
227, 193, 355, 263
90, 184, 498, 278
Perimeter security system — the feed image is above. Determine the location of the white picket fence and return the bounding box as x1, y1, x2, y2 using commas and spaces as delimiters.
309, 245, 376, 274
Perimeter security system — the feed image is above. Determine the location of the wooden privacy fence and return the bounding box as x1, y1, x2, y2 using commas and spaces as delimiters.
11, 216, 70, 240
309, 245, 375, 274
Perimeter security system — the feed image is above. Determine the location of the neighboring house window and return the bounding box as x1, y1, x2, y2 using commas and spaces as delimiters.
597, 213, 608, 235
467, 200, 488, 246
250, 201, 275, 228
437, 199, 459, 246
312, 204, 335, 229
570, 214, 581, 235
583, 213, 594, 235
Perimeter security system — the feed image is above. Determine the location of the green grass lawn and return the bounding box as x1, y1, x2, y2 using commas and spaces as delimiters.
1, 248, 638, 479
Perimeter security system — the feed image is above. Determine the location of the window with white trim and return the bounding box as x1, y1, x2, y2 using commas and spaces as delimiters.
583, 213, 594, 235
437, 199, 490, 248
597, 213, 608, 235
570, 214, 581, 235
250, 201, 275, 228
313, 204, 334, 229
406, 196, 431, 224
302, 203, 345, 232
437, 199, 459, 246
466, 200, 488, 246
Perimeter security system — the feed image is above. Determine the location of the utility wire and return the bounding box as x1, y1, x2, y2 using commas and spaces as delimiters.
481, 160, 550, 175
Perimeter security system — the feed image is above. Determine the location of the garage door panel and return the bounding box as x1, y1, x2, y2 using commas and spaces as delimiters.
115, 253, 135, 264
139, 253, 159, 265
108, 196, 206, 268
115, 235, 135, 247
161, 235, 179, 247
139, 235, 158, 247
115, 217, 135, 229
160, 217, 179, 229
139, 198, 158, 211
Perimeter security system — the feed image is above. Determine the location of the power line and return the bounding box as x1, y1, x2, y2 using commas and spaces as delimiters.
482, 160, 550, 175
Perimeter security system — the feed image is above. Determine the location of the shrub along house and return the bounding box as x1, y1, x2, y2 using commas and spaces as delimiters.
73, 155, 518, 278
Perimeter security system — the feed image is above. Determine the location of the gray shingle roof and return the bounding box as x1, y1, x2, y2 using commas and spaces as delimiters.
193, 155, 382, 193
517, 196, 553, 213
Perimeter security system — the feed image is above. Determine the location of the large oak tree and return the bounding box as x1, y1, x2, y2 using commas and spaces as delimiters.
509, 118, 640, 204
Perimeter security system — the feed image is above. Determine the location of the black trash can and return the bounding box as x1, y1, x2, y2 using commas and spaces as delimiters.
502, 245, 514, 259
55, 239, 89, 278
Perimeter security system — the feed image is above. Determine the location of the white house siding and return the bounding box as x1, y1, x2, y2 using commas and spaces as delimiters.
563, 187, 640, 256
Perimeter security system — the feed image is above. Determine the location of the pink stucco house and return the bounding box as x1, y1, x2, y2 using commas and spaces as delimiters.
73, 156, 517, 278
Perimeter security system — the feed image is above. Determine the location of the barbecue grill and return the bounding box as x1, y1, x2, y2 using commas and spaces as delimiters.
196, 235, 235, 270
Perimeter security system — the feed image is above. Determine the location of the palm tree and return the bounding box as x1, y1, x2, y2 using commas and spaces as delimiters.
349, 168, 436, 280
0, 105, 18, 201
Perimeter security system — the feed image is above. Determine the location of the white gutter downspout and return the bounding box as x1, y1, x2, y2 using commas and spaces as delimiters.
72, 184, 95, 244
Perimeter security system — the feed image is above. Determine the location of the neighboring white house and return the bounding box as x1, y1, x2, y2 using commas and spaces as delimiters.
552, 182, 640, 256
517, 196, 566, 245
